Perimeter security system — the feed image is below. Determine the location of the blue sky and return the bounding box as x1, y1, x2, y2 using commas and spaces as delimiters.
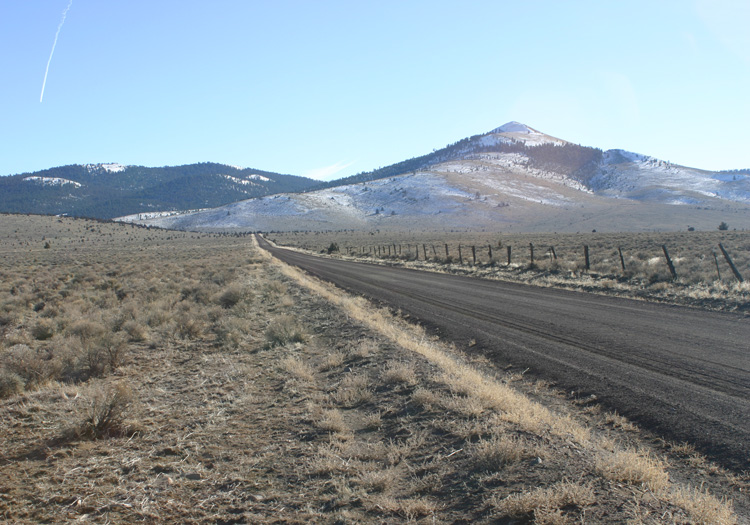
1, 1, 748, 179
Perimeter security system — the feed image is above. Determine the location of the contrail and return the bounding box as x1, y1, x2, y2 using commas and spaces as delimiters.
40, 0, 73, 103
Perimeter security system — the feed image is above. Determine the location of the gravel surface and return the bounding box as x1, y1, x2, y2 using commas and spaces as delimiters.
259, 235, 750, 472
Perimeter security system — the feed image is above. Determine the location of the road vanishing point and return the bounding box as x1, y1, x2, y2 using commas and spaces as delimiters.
258, 236, 749, 471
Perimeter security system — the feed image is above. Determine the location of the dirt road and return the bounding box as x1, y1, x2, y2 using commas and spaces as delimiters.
258, 236, 749, 471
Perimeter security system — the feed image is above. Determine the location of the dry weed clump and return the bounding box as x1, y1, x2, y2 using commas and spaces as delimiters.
316, 408, 350, 434
669, 485, 738, 525
0, 369, 24, 398
264, 314, 308, 347
76, 382, 136, 440
469, 434, 532, 471
382, 360, 417, 385
280, 356, 316, 382
492, 481, 596, 522
595, 448, 670, 492
333, 372, 373, 407
213, 284, 252, 309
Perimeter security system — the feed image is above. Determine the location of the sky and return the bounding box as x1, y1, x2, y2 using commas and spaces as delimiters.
1, 1, 749, 180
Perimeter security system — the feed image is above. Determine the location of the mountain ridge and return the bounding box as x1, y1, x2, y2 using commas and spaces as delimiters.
125, 122, 750, 232
0, 162, 318, 219
3, 122, 749, 230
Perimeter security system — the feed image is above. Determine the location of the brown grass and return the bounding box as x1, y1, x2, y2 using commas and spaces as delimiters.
0, 215, 743, 523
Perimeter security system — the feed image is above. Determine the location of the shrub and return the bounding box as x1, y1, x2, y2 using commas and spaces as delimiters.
81, 333, 126, 378
121, 320, 148, 342
2, 344, 59, 388
30, 319, 56, 341
214, 285, 249, 309
265, 315, 307, 347
67, 320, 107, 343
0, 371, 24, 399
78, 383, 135, 439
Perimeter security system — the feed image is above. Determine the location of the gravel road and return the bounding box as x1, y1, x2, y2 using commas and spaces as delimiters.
259, 236, 750, 471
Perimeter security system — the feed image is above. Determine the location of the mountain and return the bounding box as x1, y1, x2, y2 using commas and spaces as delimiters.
0, 163, 318, 219
132, 122, 750, 233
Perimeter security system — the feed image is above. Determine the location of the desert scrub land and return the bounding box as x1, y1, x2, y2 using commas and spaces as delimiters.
271, 230, 750, 312
0, 215, 746, 523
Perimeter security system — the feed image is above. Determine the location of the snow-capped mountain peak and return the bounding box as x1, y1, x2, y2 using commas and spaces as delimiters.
487, 122, 565, 146
490, 121, 536, 134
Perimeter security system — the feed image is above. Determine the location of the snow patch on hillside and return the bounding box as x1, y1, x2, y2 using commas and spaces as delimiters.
223, 175, 258, 186
116, 209, 208, 222
24, 176, 82, 188
84, 163, 127, 173
591, 149, 750, 204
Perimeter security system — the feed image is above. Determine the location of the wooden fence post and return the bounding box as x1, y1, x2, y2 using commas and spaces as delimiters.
458, 245, 463, 265
662, 244, 677, 280
431, 244, 437, 258
618, 247, 626, 272
584, 245, 590, 271
488, 244, 493, 261
713, 251, 722, 280
529, 243, 534, 265
507, 245, 512, 265
472, 245, 476, 265
719, 243, 744, 283
445, 244, 449, 261
423, 244, 427, 260
549, 246, 557, 260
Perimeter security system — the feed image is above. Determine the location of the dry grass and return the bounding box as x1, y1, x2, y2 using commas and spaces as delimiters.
492, 481, 596, 522
595, 448, 671, 493
0, 215, 743, 523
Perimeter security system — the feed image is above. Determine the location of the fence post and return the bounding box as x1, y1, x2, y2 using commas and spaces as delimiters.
472, 245, 476, 265
488, 244, 493, 261
431, 244, 437, 258
423, 244, 427, 260
529, 243, 534, 266
662, 244, 677, 280
618, 247, 626, 272
458, 245, 463, 265
584, 245, 590, 271
507, 245, 512, 265
713, 251, 722, 280
549, 246, 557, 260
445, 243, 449, 261
719, 243, 744, 283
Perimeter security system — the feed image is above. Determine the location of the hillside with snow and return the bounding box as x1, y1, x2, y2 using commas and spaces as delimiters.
0, 163, 317, 219
134, 122, 750, 232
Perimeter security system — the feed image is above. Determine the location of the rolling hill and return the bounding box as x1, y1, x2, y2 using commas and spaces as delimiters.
0, 162, 318, 219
